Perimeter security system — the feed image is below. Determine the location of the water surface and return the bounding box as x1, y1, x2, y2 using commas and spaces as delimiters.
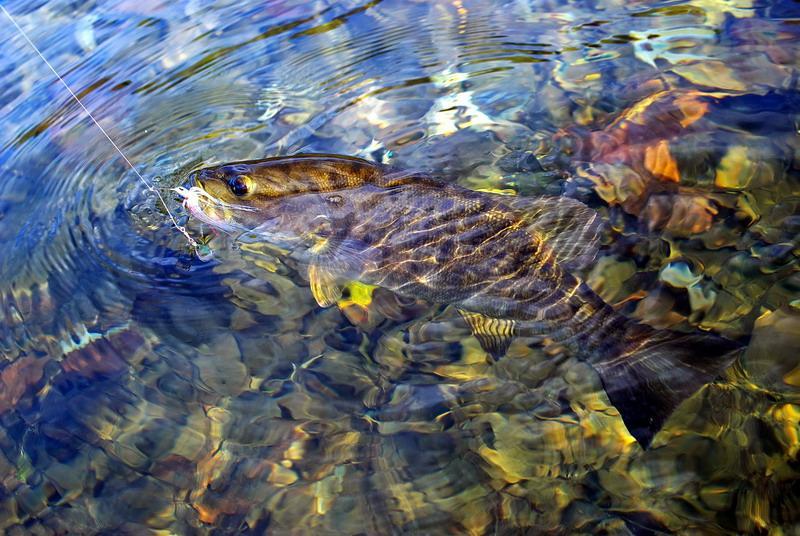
0, 0, 799, 533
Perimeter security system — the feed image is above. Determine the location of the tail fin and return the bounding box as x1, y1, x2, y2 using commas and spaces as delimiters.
590, 324, 743, 448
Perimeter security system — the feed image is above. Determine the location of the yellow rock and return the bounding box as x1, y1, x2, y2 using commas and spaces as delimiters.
268, 462, 299, 487
689, 0, 755, 26
622, 90, 669, 125
194, 504, 218, 524
737, 485, 770, 531
195, 447, 231, 492
742, 307, 800, 391
771, 404, 800, 456
230, 308, 258, 330
172, 426, 208, 460
387, 481, 429, 520
699, 483, 735, 512
784, 364, 800, 387
478, 444, 527, 484
313, 467, 344, 515
586, 256, 637, 303
196, 334, 248, 396
579, 163, 647, 207
715, 146, 759, 189
446, 486, 493, 535
110, 440, 149, 468
433, 363, 489, 382
688, 284, 718, 318
597, 468, 640, 499
672, 61, 748, 91
644, 140, 680, 183
206, 407, 233, 439
735, 192, 760, 225
284, 440, 305, 461
240, 243, 284, 270
676, 92, 711, 127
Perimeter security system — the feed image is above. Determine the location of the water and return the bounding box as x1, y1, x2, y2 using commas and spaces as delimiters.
0, 0, 798, 533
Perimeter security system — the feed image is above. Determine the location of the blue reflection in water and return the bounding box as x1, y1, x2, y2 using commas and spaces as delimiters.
0, 0, 799, 533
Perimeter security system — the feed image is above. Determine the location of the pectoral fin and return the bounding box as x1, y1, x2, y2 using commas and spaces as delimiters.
308, 263, 344, 307
458, 309, 516, 360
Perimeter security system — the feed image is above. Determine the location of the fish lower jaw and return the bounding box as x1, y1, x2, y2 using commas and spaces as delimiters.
179, 187, 237, 232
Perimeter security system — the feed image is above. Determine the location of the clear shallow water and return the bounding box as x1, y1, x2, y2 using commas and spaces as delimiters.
0, 0, 798, 533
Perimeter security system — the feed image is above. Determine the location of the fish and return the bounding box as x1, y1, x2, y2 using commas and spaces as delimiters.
181, 153, 742, 447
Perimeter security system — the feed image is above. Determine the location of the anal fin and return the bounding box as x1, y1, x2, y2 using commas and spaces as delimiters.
458, 309, 516, 360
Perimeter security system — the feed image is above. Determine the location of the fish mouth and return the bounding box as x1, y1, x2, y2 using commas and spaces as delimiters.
175, 186, 304, 260
174, 185, 248, 233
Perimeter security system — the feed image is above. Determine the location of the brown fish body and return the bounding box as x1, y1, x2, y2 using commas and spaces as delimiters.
191, 155, 598, 318
187, 154, 741, 446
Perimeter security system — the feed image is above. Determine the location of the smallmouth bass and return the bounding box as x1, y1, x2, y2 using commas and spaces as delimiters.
182, 154, 742, 447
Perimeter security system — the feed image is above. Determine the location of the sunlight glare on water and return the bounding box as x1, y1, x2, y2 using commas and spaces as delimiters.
0, 0, 799, 533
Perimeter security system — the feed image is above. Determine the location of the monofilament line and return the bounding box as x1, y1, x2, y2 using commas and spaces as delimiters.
0, 5, 198, 249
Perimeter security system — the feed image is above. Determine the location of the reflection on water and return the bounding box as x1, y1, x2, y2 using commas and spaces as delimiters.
0, 0, 798, 533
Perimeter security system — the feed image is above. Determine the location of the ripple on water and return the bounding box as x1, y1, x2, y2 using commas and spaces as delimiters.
1, 0, 799, 533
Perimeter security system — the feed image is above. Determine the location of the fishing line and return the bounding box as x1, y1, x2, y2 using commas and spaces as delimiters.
0, 5, 199, 250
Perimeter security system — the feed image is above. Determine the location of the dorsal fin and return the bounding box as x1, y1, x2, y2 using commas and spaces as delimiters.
510, 196, 603, 271
377, 169, 444, 189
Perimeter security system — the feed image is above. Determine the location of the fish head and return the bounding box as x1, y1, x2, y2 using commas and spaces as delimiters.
182, 163, 265, 233
190, 163, 254, 205
191, 154, 381, 203
190, 161, 306, 206
185, 156, 380, 258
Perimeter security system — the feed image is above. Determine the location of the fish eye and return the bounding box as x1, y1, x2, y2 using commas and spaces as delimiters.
326, 194, 343, 206
228, 176, 249, 196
